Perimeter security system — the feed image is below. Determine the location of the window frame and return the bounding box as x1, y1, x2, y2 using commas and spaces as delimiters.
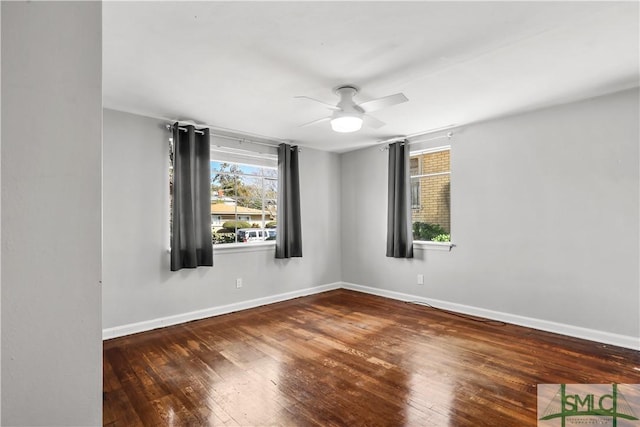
209, 149, 278, 248
409, 145, 453, 250
169, 135, 280, 251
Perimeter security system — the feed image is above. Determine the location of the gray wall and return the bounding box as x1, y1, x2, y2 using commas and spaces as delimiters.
1, 2, 102, 426
0, 3, 3, 421
341, 88, 639, 339
102, 109, 342, 330
0, 3, 3, 420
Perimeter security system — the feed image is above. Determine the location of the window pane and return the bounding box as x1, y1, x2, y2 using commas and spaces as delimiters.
213, 212, 238, 244
211, 173, 234, 202
236, 197, 262, 213
239, 177, 264, 209
422, 150, 449, 175
411, 178, 420, 209
208, 155, 278, 244
410, 148, 451, 242
409, 157, 420, 176
233, 200, 259, 219
265, 178, 277, 203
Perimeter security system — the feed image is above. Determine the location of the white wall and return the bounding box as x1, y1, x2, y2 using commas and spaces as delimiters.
1, 2, 102, 426
0, 3, 3, 421
102, 109, 342, 330
341, 88, 639, 342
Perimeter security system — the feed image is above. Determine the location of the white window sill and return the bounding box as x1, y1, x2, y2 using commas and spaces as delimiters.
167, 241, 276, 255
413, 241, 455, 251
213, 241, 276, 254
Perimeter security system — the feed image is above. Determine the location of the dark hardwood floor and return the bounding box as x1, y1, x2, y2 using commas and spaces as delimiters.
103, 289, 639, 426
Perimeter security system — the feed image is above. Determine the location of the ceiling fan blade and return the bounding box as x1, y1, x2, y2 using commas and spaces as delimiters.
294, 96, 340, 111
364, 114, 386, 129
358, 93, 408, 113
297, 116, 332, 128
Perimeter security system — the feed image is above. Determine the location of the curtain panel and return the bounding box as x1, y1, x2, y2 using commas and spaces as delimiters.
171, 123, 214, 271
386, 141, 414, 258
276, 143, 302, 258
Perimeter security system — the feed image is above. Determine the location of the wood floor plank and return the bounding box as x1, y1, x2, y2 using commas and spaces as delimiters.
104, 289, 640, 426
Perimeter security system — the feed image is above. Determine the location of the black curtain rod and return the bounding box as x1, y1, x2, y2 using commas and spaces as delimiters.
167, 124, 205, 135
166, 123, 300, 150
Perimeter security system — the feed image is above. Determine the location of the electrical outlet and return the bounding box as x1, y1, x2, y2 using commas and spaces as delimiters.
417, 274, 424, 285
236, 278, 243, 288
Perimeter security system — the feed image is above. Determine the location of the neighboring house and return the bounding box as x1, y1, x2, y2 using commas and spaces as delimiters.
211, 194, 236, 205
210, 202, 271, 228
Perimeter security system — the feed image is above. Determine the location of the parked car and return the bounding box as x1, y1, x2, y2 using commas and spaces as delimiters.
237, 228, 271, 242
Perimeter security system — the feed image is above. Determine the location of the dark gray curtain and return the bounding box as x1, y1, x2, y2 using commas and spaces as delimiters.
276, 143, 302, 258
386, 141, 413, 258
171, 123, 213, 271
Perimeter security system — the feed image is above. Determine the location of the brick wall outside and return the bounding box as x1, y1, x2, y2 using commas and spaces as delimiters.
411, 150, 450, 233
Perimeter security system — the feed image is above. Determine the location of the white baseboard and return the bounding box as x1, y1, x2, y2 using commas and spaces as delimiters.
102, 282, 341, 340
341, 282, 640, 351
103, 281, 639, 351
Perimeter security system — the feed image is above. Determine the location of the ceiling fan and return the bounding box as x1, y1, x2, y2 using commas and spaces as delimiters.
295, 85, 408, 133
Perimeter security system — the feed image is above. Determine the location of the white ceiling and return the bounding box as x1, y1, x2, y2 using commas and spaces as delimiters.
103, 1, 639, 153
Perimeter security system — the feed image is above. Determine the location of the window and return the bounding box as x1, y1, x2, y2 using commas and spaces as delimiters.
169, 136, 278, 247
410, 146, 450, 242
210, 145, 278, 245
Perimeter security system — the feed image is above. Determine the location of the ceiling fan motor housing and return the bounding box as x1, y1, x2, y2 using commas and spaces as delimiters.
334, 85, 364, 114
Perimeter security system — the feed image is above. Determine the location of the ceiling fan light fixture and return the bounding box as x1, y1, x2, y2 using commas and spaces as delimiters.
330, 115, 363, 133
